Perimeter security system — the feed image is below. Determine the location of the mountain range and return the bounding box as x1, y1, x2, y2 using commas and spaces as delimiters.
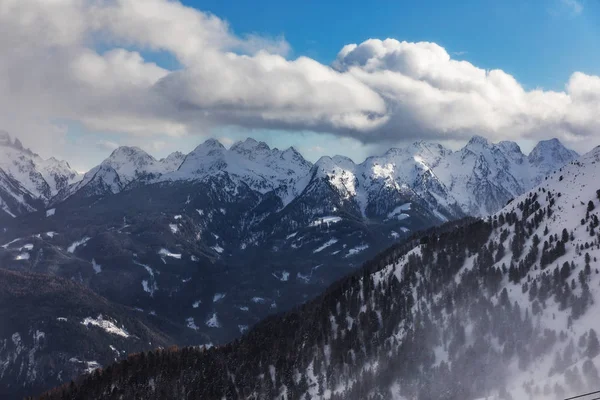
0, 132, 580, 397
0, 133, 578, 221
38, 143, 600, 400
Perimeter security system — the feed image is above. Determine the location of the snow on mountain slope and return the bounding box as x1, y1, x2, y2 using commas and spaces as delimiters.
528, 138, 580, 186
53, 146, 178, 202
49, 136, 578, 222
159, 151, 186, 171
430, 135, 578, 216
171, 138, 312, 206
450, 145, 600, 399
44, 146, 600, 400
0, 132, 79, 217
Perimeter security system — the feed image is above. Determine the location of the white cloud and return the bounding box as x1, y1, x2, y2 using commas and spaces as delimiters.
0, 0, 599, 158
560, 0, 583, 15
332, 39, 600, 146
96, 140, 119, 151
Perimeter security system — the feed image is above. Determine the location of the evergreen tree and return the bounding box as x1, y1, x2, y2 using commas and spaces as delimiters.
588, 329, 600, 359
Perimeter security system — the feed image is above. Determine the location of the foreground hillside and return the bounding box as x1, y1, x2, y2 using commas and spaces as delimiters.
39, 147, 600, 399
0, 269, 206, 399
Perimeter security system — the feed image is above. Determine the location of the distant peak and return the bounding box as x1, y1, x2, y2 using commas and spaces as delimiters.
533, 138, 564, 148
530, 138, 574, 154
284, 146, 300, 154
529, 138, 578, 165
230, 137, 271, 153
466, 135, 490, 147
0, 130, 10, 145
203, 138, 224, 148
0, 131, 35, 154
109, 146, 148, 158
164, 151, 184, 159
191, 138, 225, 153
497, 141, 523, 154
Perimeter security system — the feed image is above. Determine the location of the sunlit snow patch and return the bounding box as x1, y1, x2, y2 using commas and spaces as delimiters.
309, 216, 342, 227
186, 317, 199, 330
1, 238, 22, 249
81, 315, 129, 338
211, 245, 224, 254
192, 300, 201, 308
345, 244, 369, 257
15, 252, 30, 260
205, 313, 220, 328
69, 358, 101, 374
91, 259, 102, 274
46, 208, 55, 217
272, 271, 290, 281
142, 280, 158, 296
213, 293, 226, 302
174, 215, 182, 220
313, 239, 338, 253
169, 224, 178, 234
158, 248, 181, 259
67, 237, 90, 253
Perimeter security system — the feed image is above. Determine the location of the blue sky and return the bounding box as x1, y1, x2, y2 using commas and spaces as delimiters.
4, 0, 600, 171
187, 0, 600, 91
94, 0, 597, 168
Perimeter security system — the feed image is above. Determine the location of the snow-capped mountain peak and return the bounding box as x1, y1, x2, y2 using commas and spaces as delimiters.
36, 135, 581, 221
528, 138, 578, 167
229, 138, 271, 156
159, 151, 185, 171
96, 146, 169, 186
465, 134, 491, 148
0, 132, 79, 217
194, 138, 226, 152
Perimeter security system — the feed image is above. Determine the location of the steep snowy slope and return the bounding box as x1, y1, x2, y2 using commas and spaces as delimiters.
171, 138, 312, 206
0, 132, 79, 217
52, 146, 179, 202
529, 138, 580, 186
43, 146, 600, 400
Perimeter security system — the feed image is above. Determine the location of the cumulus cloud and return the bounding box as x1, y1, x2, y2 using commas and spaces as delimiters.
0, 0, 599, 155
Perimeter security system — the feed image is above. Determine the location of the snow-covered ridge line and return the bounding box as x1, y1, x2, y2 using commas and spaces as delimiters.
0, 134, 579, 222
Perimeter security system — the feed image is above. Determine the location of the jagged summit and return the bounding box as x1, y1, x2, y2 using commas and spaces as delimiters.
0, 132, 79, 217
47, 135, 581, 218
497, 140, 523, 154
466, 134, 491, 147
195, 138, 226, 151
230, 137, 271, 153
529, 138, 578, 166
0, 132, 581, 220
